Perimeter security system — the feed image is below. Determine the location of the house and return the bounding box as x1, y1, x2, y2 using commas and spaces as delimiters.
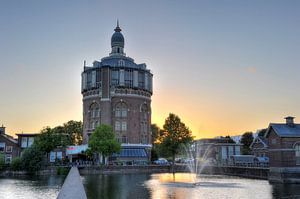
194, 138, 242, 165
16, 133, 39, 150
0, 125, 21, 164
265, 116, 300, 183
250, 136, 268, 157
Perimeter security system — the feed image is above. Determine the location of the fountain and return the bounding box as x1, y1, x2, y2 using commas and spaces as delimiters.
159, 143, 215, 186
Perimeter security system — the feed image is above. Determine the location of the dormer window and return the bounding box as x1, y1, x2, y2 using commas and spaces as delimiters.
118, 60, 125, 67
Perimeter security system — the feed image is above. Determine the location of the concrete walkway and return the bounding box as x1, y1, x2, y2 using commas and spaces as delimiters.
57, 167, 87, 199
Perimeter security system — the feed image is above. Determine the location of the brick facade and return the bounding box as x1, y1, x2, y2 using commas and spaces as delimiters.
81, 23, 153, 156
0, 134, 21, 163
267, 129, 300, 167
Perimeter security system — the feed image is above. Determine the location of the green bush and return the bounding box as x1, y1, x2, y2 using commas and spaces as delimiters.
56, 167, 70, 175
0, 153, 5, 171
21, 146, 45, 173
11, 157, 22, 171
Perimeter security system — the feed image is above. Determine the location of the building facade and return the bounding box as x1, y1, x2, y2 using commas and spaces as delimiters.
250, 136, 268, 158
194, 138, 242, 165
0, 126, 21, 164
265, 116, 300, 183
16, 133, 38, 150
81, 23, 153, 163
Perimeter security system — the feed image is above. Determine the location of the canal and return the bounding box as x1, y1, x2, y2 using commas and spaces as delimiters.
1, 173, 300, 198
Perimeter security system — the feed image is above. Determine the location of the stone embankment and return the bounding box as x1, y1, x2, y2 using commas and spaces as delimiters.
57, 167, 87, 199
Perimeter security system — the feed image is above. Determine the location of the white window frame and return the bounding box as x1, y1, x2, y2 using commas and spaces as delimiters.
6, 146, 12, 153
21, 137, 28, 148
28, 137, 34, 147
121, 121, 127, 131
121, 109, 127, 117
115, 121, 121, 131
5, 154, 12, 164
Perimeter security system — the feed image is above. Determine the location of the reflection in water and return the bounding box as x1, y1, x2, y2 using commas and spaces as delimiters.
1, 173, 300, 199
82, 173, 300, 199
0, 175, 65, 199
272, 183, 300, 198
82, 173, 151, 199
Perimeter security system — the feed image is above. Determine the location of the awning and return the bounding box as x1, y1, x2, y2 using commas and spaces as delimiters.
113, 148, 147, 158
66, 145, 88, 155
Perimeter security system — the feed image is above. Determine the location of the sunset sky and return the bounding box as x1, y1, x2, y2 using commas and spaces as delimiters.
0, 1, 299, 139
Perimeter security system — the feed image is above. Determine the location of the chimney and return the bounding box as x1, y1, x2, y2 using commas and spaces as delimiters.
0, 125, 5, 135
285, 116, 295, 127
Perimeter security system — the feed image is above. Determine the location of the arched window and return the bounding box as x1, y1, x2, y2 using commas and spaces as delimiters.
140, 104, 148, 120
295, 143, 300, 165
89, 103, 100, 130
140, 103, 149, 143
115, 102, 127, 118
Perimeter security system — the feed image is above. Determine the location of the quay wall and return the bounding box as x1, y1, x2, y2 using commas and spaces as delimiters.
0, 165, 269, 181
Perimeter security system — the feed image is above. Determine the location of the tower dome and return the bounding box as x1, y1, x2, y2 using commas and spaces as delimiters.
111, 21, 124, 48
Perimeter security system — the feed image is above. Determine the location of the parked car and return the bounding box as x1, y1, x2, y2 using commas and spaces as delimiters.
154, 158, 169, 165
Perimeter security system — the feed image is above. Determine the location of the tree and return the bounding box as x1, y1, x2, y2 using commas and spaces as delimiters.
240, 132, 254, 155
88, 125, 121, 164
0, 153, 5, 171
151, 124, 161, 145
151, 124, 162, 161
63, 120, 83, 145
158, 113, 194, 172
35, 127, 69, 153
224, 135, 236, 143
258, 129, 267, 137
11, 157, 22, 171
21, 145, 45, 173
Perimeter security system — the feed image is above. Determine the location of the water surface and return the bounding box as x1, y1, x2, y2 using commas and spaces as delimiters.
1, 173, 300, 198
0, 175, 64, 199
81, 173, 300, 199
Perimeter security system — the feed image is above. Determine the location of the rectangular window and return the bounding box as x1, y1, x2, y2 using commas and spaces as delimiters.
111, 70, 119, 86
92, 70, 96, 87
87, 72, 92, 88
133, 71, 138, 87
145, 73, 149, 90
121, 109, 127, 117
119, 69, 125, 86
235, 146, 241, 155
6, 146, 12, 153
115, 121, 121, 131
28, 137, 34, 147
115, 110, 121, 117
228, 146, 234, 156
50, 152, 56, 163
121, 121, 127, 131
95, 109, 100, 117
221, 146, 227, 160
56, 152, 63, 160
124, 70, 133, 87
138, 72, 145, 89
82, 73, 87, 90
5, 154, 12, 164
0, 142, 5, 152
21, 137, 28, 148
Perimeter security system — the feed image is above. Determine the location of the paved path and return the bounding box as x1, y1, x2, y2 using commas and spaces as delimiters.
57, 167, 87, 199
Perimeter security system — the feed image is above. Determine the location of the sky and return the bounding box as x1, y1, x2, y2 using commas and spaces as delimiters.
0, 1, 299, 139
